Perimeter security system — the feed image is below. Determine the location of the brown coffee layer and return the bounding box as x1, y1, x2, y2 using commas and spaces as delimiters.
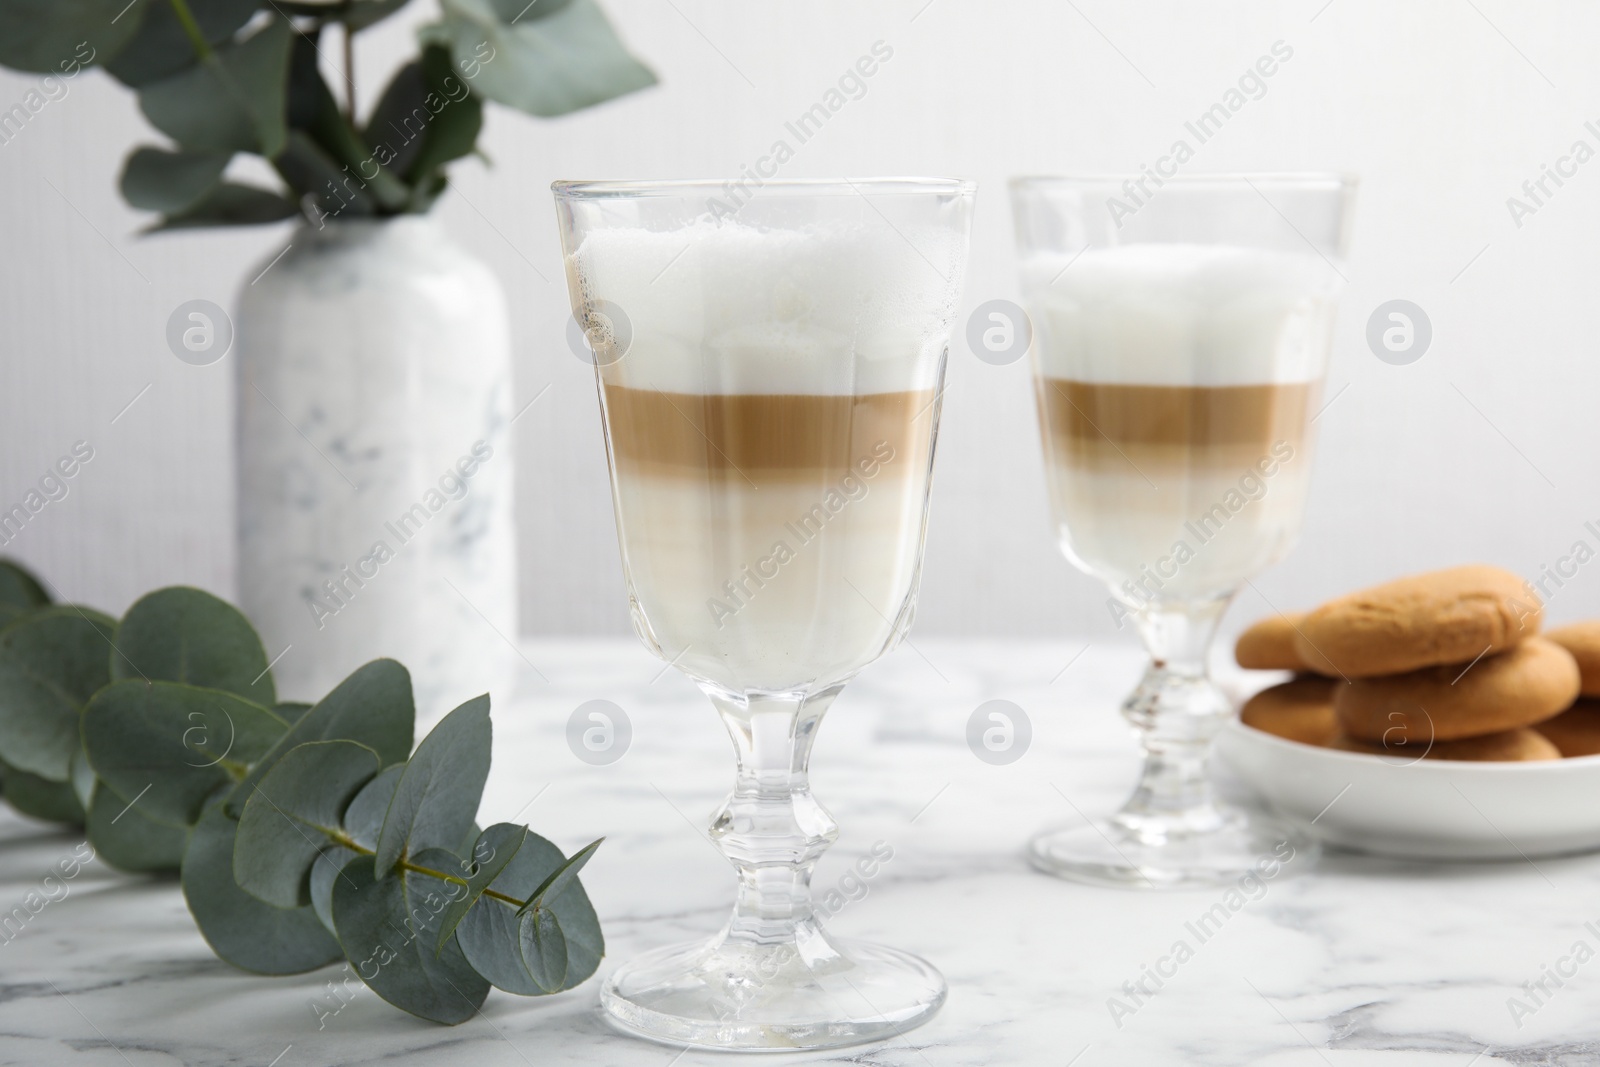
1038, 379, 1315, 450
601, 385, 933, 482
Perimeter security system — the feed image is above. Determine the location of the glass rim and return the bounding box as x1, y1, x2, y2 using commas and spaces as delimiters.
1008, 172, 1358, 193
552, 176, 977, 199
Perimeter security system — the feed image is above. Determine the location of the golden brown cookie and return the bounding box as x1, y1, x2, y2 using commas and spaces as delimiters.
1422, 728, 1561, 762
1535, 699, 1600, 757
1334, 636, 1579, 744
1235, 613, 1317, 672
1240, 677, 1339, 745
1545, 622, 1600, 696
1293, 565, 1541, 678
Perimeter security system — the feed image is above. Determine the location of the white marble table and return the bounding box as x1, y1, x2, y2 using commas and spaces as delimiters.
3, 639, 1597, 1066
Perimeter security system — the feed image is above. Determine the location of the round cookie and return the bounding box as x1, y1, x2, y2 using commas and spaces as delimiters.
1422, 728, 1561, 762
1235, 613, 1318, 673
1327, 728, 1560, 762
1292, 565, 1541, 678
1240, 677, 1338, 745
1545, 622, 1600, 696
1334, 636, 1579, 744
1535, 699, 1600, 757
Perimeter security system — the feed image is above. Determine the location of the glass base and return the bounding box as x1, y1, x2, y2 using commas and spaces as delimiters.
599, 933, 946, 1051
1028, 807, 1318, 890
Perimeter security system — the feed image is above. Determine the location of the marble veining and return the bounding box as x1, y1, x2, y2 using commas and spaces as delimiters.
1, 639, 1597, 1065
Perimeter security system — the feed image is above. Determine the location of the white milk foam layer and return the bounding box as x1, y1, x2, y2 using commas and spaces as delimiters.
1019, 244, 1342, 385
570, 220, 966, 395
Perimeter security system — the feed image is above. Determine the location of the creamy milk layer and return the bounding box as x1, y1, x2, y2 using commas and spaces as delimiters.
1023, 244, 1341, 603
1020, 244, 1341, 385
570, 220, 966, 395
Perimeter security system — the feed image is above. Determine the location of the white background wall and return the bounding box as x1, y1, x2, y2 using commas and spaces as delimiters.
1, 0, 1597, 643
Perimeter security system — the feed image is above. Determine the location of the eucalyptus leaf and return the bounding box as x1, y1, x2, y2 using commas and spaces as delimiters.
517, 836, 601, 916
147, 182, 298, 232
119, 146, 231, 216
0, 0, 144, 75
111, 586, 276, 706
0, 607, 116, 780
519, 905, 567, 994
183, 801, 342, 974
456, 831, 603, 993
83, 680, 289, 827
310, 762, 402, 933
364, 44, 481, 186
284, 33, 408, 212
138, 15, 293, 156
0, 560, 50, 614
104, 0, 260, 87
374, 694, 489, 877
235, 740, 381, 907
85, 783, 186, 872
434, 822, 524, 954
1, 758, 84, 825
275, 131, 375, 218
227, 658, 413, 816
330, 852, 490, 1024
435, 0, 655, 119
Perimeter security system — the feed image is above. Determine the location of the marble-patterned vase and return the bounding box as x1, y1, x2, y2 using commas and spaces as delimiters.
235, 216, 517, 720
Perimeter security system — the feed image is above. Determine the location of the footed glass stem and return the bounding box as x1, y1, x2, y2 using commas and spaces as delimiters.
1030, 599, 1319, 888
601, 687, 945, 1050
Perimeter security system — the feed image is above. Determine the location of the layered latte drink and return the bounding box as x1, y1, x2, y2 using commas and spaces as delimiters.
1021, 244, 1341, 606
568, 218, 964, 693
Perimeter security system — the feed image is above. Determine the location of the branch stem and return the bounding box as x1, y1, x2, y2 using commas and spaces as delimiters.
326, 831, 532, 910
166, 0, 214, 61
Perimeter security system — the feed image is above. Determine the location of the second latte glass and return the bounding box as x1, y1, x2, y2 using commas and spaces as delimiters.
1010, 174, 1356, 888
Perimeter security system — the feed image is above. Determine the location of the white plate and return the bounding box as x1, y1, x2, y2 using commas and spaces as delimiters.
1217, 719, 1600, 860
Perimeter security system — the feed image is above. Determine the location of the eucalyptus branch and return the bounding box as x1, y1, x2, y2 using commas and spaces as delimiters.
326, 830, 533, 910
165, 0, 214, 62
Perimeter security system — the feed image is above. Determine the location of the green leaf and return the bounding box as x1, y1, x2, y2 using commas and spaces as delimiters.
309, 763, 402, 932
147, 182, 298, 231
138, 14, 294, 156
119, 146, 231, 216
456, 831, 603, 993
183, 800, 342, 974
2, 757, 85, 825
364, 44, 482, 187
83, 680, 289, 827
0, 0, 144, 75
274, 130, 375, 218
235, 740, 381, 908
520, 906, 566, 993
434, 822, 524, 954
375, 694, 490, 877
0, 560, 50, 613
0, 607, 116, 780
330, 852, 490, 1024
282, 33, 408, 212
227, 658, 414, 816
85, 783, 186, 871
517, 837, 601, 915
112, 586, 276, 706
434, 0, 655, 119
104, 0, 260, 86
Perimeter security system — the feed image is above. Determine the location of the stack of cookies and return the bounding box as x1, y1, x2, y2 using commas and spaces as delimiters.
1235, 565, 1600, 761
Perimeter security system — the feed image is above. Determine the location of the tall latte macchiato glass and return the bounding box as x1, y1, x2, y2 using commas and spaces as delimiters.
554, 178, 973, 1049
1009, 174, 1355, 889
